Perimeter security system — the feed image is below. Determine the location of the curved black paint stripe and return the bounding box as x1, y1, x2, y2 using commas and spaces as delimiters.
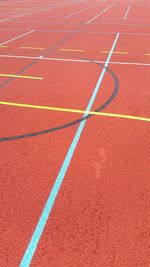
0, 61, 119, 142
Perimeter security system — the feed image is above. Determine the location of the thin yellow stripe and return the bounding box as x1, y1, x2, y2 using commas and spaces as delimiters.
59, 48, 85, 52
21, 46, 45, 50
0, 46, 8, 48
0, 74, 43, 80
145, 53, 150, 56
101, 51, 128, 54
0, 101, 149, 122
59, 48, 128, 54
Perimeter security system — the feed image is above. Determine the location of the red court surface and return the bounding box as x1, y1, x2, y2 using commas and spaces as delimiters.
0, 0, 150, 266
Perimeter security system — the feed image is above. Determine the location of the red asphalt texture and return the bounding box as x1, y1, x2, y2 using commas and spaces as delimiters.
0, 0, 150, 266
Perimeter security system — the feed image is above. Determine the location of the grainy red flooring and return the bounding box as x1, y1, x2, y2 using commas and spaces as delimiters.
0, 0, 150, 266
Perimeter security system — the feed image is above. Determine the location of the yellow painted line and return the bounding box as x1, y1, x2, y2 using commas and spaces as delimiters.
101, 50, 128, 54
0, 101, 149, 122
21, 46, 45, 50
59, 48, 85, 52
0, 74, 43, 80
0, 46, 8, 48
145, 53, 150, 56
59, 49, 128, 54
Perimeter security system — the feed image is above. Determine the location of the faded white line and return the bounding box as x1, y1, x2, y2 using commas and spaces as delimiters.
124, 5, 131, 19
65, 5, 94, 18
0, 2, 72, 22
0, 30, 34, 46
87, 4, 113, 24
0, 28, 150, 36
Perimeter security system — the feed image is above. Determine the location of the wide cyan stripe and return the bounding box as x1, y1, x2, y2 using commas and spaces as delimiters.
20, 33, 119, 267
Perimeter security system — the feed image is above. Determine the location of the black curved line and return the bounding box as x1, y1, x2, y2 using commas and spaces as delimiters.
0, 60, 119, 142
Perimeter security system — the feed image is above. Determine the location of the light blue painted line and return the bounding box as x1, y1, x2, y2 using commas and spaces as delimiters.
20, 32, 120, 267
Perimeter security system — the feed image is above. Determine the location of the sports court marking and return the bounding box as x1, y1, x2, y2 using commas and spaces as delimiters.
0, 30, 34, 46
0, 54, 149, 66
65, 5, 94, 18
93, 22, 150, 26
0, 45, 8, 48
0, 1, 76, 22
7, 18, 150, 27
1, 28, 150, 36
0, 74, 43, 80
124, 5, 131, 20
21, 46, 45, 50
20, 32, 120, 267
0, 8, 29, 17
101, 50, 128, 54
0, 45, 129, 54
0, 101, 149, 123
59, 48, 128, 54
0, 45, 147, 56
87, 4, 114, 24
59, 48, 85, 52
0, 3, 56, 22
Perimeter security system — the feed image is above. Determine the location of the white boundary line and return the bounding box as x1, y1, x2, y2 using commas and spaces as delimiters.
0, 28, 150, 36
0, 30, 34, 46
87, 4, 113, 24
0, 54, 149, 66
1, 19, 150, 27
65, 5, 94, 18
0, 2, 73, 22
124, 5, 131, 20
0, 8, 53, 22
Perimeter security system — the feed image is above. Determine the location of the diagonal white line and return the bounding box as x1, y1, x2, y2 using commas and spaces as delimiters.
0, 30, 34, 46
65, 5, 94, 18
124, 5, 131, 19
87, 4, 113, 24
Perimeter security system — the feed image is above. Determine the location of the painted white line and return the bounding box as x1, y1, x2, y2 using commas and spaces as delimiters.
0, 6, 39, 18
0, 54, 149, 66
87, 4, 113, 24
65, 5, 94, 18
0, 3, 59, 22
124, 5, 131, 20
43, 57, 90, 63
43, 58, 150, 67
0, 30, 34, 46
0, 9, 49, 22
91, 22, 150, 26
108, 60, 150, 67
0, 2, 58, 22
0, 2, 75, 22
1, 18, 150, 27
1, 28, 150, 36
0, 54, 39, 60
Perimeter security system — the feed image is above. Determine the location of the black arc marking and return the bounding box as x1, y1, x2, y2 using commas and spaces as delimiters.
0, 60, 119, 142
